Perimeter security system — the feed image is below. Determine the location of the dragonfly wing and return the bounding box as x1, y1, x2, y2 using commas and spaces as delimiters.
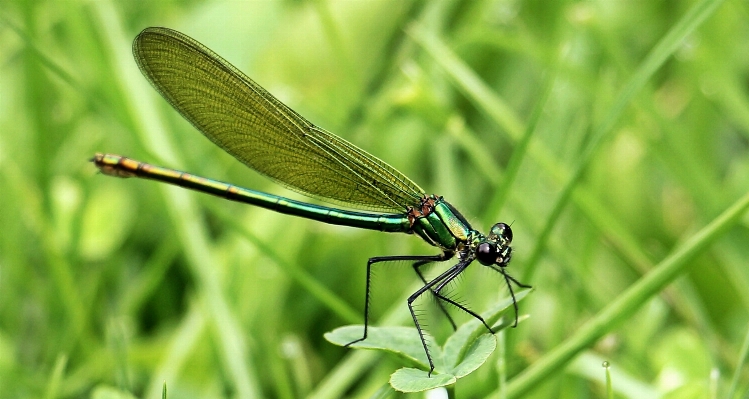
133, 27, 424, 212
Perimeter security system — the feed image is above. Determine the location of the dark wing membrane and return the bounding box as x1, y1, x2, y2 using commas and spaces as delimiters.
133, 27, 424, 212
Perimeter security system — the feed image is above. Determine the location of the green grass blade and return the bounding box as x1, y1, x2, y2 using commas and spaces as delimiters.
206, 202, 361, 324
482, 71, 556, 223
143, 305, 206, 399
92, 2, 262, 396
504, 190, 749, 398
521, 0, 729, 281
604, 361, 613, 399
408, 23, 524, 139
43, 354, 68, 399
726, 323, 749, 399
409, 21, 659, 285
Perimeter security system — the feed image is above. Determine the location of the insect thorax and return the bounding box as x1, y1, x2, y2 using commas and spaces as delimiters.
408, 195, 473, 251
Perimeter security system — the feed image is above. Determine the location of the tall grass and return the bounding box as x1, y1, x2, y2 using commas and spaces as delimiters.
2, 0, 749, 398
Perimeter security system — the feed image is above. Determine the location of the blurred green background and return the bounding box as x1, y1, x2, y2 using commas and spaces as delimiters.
2, 0, 749, 398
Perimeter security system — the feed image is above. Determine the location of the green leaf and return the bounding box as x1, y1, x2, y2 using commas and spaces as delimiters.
324, 325, 438, 368
326, 289, 532, 392
441, 291, 529, 369
389, 368, 456, 392
450, 334, 497, 378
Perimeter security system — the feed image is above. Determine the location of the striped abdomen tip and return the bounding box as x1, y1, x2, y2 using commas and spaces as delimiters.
91, 153, 137, 178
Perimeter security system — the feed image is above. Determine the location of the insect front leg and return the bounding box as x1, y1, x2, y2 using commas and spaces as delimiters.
412, 251, 458, 330
495, 267, 532, 327
431, 261, 494, 334
408, 259, 471, 376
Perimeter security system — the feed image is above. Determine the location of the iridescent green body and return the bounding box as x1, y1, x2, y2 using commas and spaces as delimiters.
94, 153, 412, 233
94, 154, 479, 253
93, 27, 529, 376
409, 197, 473, 248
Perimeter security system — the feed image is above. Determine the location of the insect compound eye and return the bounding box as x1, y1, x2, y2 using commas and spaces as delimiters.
476, 242, 497, 266
490, 222, 513, 244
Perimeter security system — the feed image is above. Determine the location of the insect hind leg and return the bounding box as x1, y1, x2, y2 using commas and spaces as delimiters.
432, 262, 495, 333
345, 254, 447, 348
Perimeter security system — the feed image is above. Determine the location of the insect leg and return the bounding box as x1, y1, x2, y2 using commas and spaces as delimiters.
345, 254, 446, 347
